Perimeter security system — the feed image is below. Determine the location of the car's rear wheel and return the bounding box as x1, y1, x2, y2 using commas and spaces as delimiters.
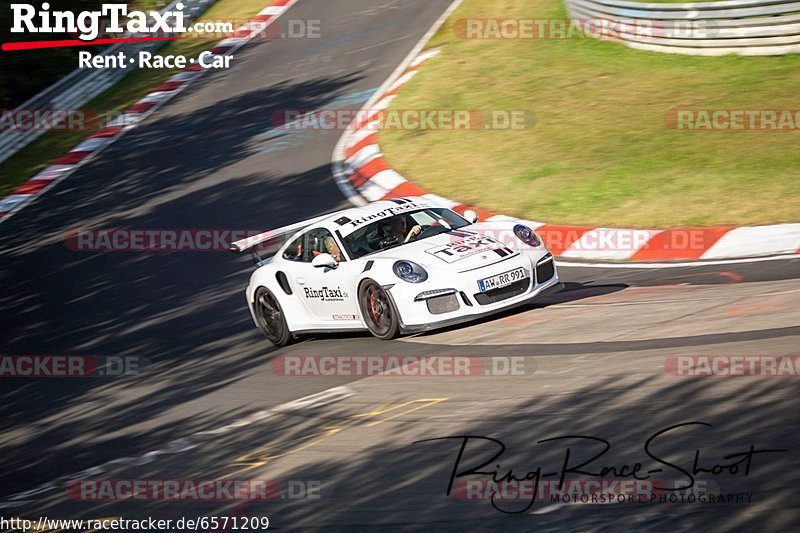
254, 287, 292, 347
358, 280, 400, 340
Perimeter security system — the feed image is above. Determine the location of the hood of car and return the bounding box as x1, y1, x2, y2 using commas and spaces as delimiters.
370, 229, 519, 272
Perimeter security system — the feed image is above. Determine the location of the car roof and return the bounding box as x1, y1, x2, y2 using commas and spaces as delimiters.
316, 196, 438, 236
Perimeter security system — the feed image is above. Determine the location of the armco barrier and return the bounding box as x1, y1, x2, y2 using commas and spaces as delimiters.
0, 0, 217, 165
563, 0, 800, 55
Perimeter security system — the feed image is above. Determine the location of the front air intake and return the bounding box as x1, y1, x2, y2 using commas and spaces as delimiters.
426, 293, 460, 315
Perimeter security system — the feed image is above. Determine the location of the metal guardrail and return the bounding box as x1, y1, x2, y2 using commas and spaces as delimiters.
563, 0, 800, 55
0, 0, 217, 165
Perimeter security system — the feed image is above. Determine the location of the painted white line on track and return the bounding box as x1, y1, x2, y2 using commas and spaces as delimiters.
0, 385, 357, 508
347, 35, 415, 55
760, 288, 800, 296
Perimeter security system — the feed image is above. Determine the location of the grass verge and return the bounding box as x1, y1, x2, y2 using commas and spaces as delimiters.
380, 0, 800, 227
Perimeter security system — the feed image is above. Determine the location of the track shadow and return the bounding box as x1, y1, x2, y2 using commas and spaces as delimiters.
12, 366, 798, 531
0, 69, 371, 497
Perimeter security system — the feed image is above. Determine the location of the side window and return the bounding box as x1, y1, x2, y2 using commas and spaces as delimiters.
282, 228, 343, 262
306, 228, 343, 262
282, 234, 305, 262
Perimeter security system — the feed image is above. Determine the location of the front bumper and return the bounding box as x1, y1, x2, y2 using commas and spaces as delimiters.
387, 253, 561, 334
399, 281, 562, 334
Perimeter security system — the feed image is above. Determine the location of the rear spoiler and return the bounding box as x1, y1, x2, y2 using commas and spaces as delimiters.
229, 213, 332, 265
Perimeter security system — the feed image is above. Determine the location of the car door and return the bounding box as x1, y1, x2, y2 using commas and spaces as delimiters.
285, 228, 360, 325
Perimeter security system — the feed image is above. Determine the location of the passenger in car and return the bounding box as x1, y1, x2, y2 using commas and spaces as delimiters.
324, 235, 343, 262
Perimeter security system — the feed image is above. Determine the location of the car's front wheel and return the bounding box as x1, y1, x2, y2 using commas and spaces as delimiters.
253, 287, 292, 347
358, 280, 400, 340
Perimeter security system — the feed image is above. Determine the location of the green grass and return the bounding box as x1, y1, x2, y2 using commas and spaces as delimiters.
0, 0, 270, 198
380, 0, 800, 227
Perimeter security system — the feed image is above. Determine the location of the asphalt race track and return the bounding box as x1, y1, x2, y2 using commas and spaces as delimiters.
1, 0, 798, 530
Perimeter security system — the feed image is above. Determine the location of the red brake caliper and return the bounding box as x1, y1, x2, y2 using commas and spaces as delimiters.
369, 291, 381, 320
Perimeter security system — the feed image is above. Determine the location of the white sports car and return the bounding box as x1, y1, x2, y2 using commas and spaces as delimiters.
231, 197, 561, 346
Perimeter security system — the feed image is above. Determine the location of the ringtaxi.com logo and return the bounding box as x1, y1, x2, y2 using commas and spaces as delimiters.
62, 17, 322, 41
0, 355, 147, 377
270, 355, 534, 377
10, 2, 191, 42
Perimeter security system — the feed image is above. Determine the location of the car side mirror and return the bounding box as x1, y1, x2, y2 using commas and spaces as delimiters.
311, 253, 338, 269
463, 209, 479, 223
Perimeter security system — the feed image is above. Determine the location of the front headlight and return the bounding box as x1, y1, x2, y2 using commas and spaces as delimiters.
392, 260, 428, 283
513, 224, 542, 248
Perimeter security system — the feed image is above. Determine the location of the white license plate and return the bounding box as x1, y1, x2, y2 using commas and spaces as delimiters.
477, 267, 526, 292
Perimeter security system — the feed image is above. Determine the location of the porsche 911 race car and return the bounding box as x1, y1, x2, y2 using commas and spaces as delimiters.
230, 197, 561, 346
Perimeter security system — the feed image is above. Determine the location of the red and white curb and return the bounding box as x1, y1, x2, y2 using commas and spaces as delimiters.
0, 0, 299, 225
333, 51, 800, 262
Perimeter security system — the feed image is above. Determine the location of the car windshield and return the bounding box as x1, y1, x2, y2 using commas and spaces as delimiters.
343, 207, 470, 259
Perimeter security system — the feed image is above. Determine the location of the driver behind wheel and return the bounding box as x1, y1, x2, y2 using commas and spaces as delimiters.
389, 216, 422, 244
